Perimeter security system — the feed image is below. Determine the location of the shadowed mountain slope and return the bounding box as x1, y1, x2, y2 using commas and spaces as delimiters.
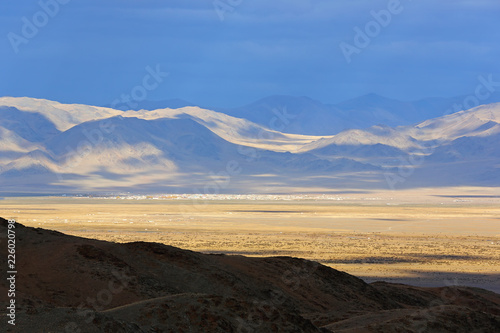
1, 97, 500, 192
1, 217, 499, 332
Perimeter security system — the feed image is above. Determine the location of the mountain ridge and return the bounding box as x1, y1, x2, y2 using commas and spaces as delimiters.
2, 217, 499, 332
1, 96, 499, 193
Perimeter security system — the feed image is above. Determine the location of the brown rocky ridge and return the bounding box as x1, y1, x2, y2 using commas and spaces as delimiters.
1, 217, 499, 332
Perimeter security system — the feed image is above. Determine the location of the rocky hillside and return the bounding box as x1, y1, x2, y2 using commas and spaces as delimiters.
1, 217, 499, 332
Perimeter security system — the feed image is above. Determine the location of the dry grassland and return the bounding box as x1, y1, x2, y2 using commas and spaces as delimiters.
1, 191, 499, 293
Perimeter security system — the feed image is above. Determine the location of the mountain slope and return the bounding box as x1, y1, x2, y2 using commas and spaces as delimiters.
0, 112, 365, 193
335, 93, 422, 127
1, 97, 499, 192
2, 218, 499, 332
106, 98, 196, 111
0, 96, 122, 131
0, 107, 60, 143
219, 95, 351, 136
126, 106, 322, 152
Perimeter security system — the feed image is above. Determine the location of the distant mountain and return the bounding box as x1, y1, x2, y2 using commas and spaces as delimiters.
104, 98, 196, 111
311, 143, 408, 159
0, 96, 122, 131
99, 92, 500, 137
217, 95, 351, 136
216, 94, 456, 136
0, 96, 499, 193
411, 102, 500, 141
427, 132, 500, 163
0, 106, 60, 143
335, 93, 444, 127
219, 92, 500, 136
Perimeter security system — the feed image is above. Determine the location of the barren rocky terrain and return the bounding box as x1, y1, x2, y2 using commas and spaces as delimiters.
1, 217, 500, 332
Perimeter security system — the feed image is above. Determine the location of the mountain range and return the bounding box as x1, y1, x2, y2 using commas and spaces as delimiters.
123, 92, 500, 135
0, 94, 499, 194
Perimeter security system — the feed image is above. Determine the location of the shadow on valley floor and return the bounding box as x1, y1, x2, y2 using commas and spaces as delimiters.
362, 270, 500, 294
204, 251, 488, 264
229, 210, 313, 213
434, 195, 500, 198
321, 254, 489, 264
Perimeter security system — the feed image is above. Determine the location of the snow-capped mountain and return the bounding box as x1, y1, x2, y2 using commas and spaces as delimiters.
0, 96, 499, 194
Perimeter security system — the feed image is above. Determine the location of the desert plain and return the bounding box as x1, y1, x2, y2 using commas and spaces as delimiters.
1, 187, 499, 294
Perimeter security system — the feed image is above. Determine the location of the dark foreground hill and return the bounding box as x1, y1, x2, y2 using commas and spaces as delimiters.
1, 217, 499, 332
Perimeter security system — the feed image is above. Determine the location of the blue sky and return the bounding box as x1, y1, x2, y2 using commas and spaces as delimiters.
1, 0, 499, 107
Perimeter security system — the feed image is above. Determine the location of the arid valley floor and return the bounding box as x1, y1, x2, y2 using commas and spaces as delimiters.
2, 187, 499, 294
